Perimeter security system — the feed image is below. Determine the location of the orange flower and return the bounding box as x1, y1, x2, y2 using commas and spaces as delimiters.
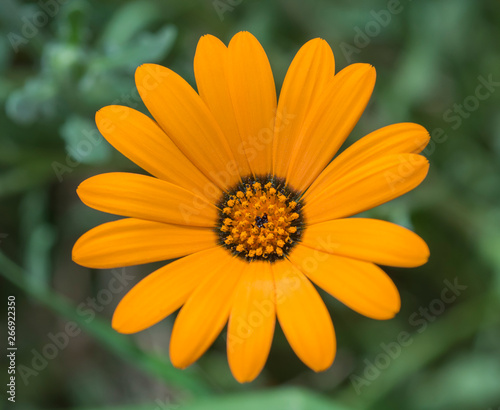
73, 32, 430, 382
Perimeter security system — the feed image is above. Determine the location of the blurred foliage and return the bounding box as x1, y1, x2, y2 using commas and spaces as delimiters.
1, 0, 500, 409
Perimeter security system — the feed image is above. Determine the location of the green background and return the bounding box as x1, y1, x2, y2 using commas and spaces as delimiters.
1, 0, 500, 409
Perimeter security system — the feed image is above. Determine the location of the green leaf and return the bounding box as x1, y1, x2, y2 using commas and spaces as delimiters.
0, 158, 57, 197
57, 0, 91, 45
21, 188, 56, 292
75, 387, 349, 410
5, 77, 58, 124
92, 24, 177, 73
178, 388, 348, 410
408, 353, 500, 410
59, 115, 112, 164
98, 0, 167, 49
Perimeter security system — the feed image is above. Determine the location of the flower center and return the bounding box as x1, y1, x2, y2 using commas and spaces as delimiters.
217, 176, 304, 262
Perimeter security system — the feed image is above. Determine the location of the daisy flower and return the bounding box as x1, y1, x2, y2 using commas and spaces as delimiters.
73, 32, 430, 382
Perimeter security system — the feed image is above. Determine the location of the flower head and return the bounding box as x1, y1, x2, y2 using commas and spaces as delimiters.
73, 32, 430, 382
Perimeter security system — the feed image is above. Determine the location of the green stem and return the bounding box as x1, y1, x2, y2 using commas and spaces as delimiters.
337, 292, 500, 409
0, 251, 214, 398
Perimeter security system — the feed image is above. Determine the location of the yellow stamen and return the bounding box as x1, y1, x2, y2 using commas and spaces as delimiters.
218, 179, 303, 261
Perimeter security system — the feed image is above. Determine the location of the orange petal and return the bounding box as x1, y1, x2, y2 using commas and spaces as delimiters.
289, 245, 401, 320
286, 63, 376, 191
73, 218, 217, 269
273, 38, 335, 179
194, 35, 252, 177
301, 218, 429, 268
305, 123, 430, 199
135, 64, 239, 191
272, 259, 335, 371
305, 154, 429, 224
77, 172, 218, 227
226, 32, 277, 176
112, 247, 226, 334
95, 105, 220, 200
227, 261, 275, 383
170, 254, 244, 368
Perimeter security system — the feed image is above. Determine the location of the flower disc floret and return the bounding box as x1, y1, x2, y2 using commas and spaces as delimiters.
217, 176, 304, 261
